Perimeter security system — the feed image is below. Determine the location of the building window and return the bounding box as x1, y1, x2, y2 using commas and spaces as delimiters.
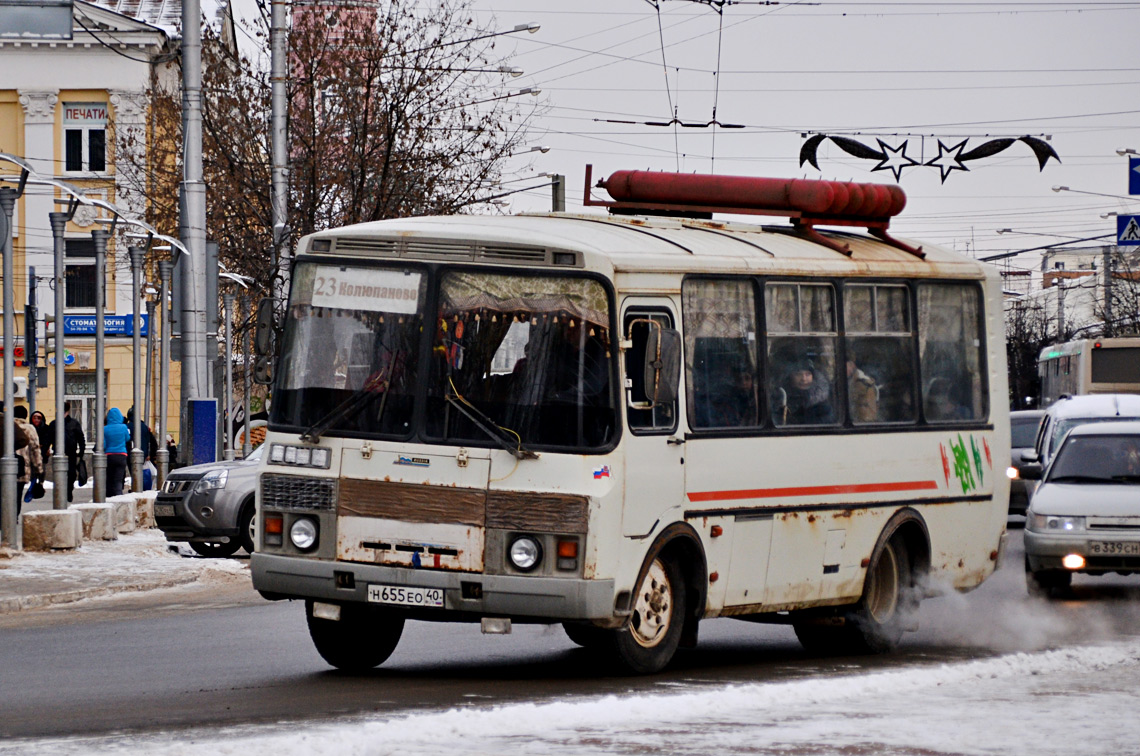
62, 102, 108, 173
64, 238, 97, 309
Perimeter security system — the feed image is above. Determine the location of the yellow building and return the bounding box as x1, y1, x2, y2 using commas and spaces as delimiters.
0, 1, 185, 443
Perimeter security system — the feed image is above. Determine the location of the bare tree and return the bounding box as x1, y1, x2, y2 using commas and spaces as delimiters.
116, 0, 536, 302
1097, 251, 1140, 337
1005, 297, 1053, 409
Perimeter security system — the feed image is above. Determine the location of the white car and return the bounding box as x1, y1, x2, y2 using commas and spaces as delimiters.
1022, 422, 1140, 598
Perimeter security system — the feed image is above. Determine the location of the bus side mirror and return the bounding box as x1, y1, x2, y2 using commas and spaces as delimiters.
255, 298, 275, 357
253, 356, 273, 386
642, 322, 681, 406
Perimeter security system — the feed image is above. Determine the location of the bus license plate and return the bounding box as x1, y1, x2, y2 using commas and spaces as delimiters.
1088, 541, 1140, 556
367, 584, 444, 608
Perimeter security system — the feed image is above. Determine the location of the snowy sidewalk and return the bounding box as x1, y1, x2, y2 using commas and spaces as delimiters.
0, 528, 247, 614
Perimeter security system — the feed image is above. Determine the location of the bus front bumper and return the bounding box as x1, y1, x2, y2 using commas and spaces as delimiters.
251, 553, 618, 621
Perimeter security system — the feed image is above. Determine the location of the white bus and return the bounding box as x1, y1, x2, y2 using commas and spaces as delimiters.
251, 168, 1010, 674
1038, 337, 1140, 407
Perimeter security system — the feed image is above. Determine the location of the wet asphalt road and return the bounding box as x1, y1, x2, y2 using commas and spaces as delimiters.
1, 525, 1139, 739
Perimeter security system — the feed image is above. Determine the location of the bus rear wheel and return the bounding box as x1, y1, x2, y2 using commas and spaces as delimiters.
609, 556, 685, 674
794, 535, 913, 655
305, 600, 405, 672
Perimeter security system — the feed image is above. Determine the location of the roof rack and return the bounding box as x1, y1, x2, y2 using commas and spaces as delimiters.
581, 164, 924, 259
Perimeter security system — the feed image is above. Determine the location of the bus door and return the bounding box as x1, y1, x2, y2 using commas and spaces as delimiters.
620, 303, 684, 538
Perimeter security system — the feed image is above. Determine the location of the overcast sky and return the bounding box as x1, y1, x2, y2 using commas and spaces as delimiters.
446, 0, 1139, 274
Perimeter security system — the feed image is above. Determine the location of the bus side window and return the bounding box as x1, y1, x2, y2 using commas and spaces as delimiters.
765, 282, 841, 427
625, 312, 677, 432
843, 284, 917, 424
681, 279, 760, 431
918, 283, 985, 423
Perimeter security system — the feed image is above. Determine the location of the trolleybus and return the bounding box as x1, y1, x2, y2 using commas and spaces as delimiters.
1038, 337, 1140, 407
250, 168, 1010, 673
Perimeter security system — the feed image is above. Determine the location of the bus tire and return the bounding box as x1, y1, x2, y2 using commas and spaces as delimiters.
846, 534, 911, 653
794, 533, 914, 655
562, 622, 611, 649
609, 555, 686, 674
305, 600, 405, 672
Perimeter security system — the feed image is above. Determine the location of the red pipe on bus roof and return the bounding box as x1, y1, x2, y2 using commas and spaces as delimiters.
599, 170, 906, 219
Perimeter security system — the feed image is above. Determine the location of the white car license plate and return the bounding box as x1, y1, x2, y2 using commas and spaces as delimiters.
1088, 541, 1140, 556
154, 504, 175, 518
367, 584, 444, 608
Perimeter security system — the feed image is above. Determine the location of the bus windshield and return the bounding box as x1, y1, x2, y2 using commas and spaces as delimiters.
271, 263, 617, 451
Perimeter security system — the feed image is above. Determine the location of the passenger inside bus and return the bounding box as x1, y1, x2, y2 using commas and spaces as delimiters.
779, 356, 835, 425
924, 377, 970, 422
846, 356, 880, 423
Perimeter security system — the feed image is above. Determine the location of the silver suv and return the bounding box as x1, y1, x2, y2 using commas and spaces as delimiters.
154, 446, 262, 557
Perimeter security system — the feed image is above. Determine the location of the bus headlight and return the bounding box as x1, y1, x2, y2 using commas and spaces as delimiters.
508, 536, 542, 572
290, 517, 319, 550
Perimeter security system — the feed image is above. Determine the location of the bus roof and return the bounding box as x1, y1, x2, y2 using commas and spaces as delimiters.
301, 212, 994, 281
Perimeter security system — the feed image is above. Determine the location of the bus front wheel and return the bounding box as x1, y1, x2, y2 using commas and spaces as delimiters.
305, 600, 405, 671
609, 555, 686, 674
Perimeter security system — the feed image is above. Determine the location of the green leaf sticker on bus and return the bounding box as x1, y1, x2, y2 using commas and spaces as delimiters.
950, 434, 976, 494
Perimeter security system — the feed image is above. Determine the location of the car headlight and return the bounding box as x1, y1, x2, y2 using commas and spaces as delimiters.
289, 517, 318, 551
1006, 466, 1019, 480
508, 536, 542, 572
1029, 514, 1085, 532
193, 469, 228, 494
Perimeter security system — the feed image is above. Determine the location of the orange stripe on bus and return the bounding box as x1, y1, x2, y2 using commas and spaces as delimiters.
686, 480, 940, 503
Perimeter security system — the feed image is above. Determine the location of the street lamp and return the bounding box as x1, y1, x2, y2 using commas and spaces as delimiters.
1052, 185, 1138, 202
1117, 148, 1138, 156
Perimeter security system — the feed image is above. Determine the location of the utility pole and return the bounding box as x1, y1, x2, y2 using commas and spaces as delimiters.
92, 229, 108, 503
179, 0, 208, 442
49, 211, 68, 511
271, 0, 289, 280
1103, 245, 1112, 337
1, 187, 18, 540
25, 268, 37, 417
129, 246, 145, 493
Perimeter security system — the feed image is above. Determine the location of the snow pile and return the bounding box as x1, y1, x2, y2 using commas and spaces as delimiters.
14, 638, 1140, 755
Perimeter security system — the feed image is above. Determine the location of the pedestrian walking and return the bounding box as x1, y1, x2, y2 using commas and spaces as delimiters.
13, 406, 42, 512
104, 407, 130, 498
48, 405, 86, 503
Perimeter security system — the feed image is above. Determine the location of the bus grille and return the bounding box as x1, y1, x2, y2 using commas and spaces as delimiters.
261, 474, 337, 511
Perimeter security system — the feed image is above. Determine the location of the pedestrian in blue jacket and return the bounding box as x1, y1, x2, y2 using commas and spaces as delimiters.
104, 407, 130, 497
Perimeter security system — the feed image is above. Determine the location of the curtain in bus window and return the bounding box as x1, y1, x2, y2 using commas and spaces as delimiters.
918, 283, 985, 422
426, 271, 615, 450
682, 279, 759, 430
766, 282, 841, 427
271, 263, 426, 436
844, 284, 916, 424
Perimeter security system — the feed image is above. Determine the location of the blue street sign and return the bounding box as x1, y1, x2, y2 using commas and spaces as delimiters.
63, 314, 148, 336
1118, 214, 1140, 246
1131, 157, 1140, 196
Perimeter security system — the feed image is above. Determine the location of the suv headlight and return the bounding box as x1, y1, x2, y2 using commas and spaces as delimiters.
1029, 514, 1084, 532
193, 469, 229, 494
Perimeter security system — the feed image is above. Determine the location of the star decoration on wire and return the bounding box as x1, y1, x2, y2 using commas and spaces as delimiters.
926, 139, 968, 182
799, 134, 1060, 184
872, 139, 920, 181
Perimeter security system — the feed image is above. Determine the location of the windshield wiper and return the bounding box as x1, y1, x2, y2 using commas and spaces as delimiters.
1110, 475, 1140, 483
1048, 474, 1117, 484
444, 393, 538, 460
301, 373, 389, 443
